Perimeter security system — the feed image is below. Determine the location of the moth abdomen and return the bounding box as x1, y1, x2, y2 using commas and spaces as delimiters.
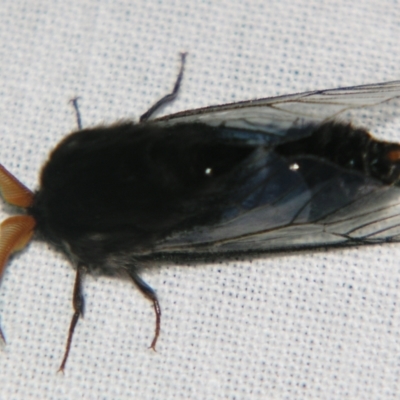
276, 121, 400, 184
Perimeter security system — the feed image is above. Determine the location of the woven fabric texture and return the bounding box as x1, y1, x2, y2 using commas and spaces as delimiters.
0, 1, 399, 399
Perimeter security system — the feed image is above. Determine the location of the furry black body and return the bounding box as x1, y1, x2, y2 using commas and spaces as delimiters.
28, 119, 400, 277
29, 122, 254, 274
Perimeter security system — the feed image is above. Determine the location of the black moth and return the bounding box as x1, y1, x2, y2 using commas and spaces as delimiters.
1, 53, 400, 371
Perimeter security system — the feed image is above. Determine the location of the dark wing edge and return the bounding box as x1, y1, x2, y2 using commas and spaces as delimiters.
152, 80, 400, 136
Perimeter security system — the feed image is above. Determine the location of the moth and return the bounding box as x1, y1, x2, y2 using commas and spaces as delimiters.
1, 53, 400, 371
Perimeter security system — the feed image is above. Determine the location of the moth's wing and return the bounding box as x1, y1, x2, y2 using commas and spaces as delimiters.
154, 81, 400, 137
152, 148, 400, 255
149, 81, 400, 255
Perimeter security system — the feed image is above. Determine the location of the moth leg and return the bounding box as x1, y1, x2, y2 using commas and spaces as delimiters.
69, 97, 83, 130
139, 52, 187, 122
128, 272, 161, 350
58, 264, 85, 372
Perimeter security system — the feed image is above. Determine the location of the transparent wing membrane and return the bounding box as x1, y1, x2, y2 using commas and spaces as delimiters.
155, 81, 400, 136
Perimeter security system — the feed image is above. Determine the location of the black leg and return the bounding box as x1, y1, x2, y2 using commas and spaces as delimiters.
0, 324, 5, 343
128, 271, 161, 350
139, 52, 187, 122
70, 97, 83, 130
58, 265, 85, 372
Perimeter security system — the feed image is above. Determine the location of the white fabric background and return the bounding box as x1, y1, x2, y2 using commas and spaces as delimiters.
0, 1, 400, 399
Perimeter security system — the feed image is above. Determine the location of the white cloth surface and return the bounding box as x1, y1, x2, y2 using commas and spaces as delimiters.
0, 1, 400, 399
